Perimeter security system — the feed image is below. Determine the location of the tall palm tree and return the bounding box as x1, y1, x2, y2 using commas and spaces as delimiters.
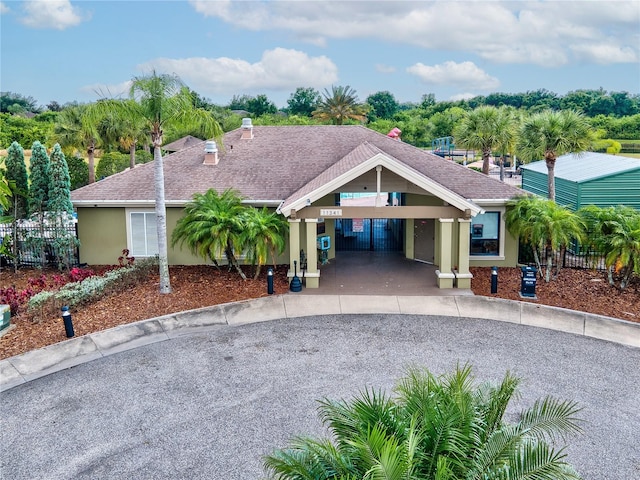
517, 110, 593, 201
89, 72, 224, 293
264, 364, 583, 480
453, 106, 517, 175
312, 85, 369, 125
131, 72, 223, 293
506, 195, 586, 282
240, 207, 289, 279
52, 104, 101, 184
171, 188, 247, 280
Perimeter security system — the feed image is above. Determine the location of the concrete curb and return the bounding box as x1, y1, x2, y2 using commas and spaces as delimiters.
1, 295, 638, 392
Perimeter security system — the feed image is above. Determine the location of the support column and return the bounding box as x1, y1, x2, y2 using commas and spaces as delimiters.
304, 218, 320, 288
287, 219, 301, 284
456, 218, 473, 289
436, 218, 455, 288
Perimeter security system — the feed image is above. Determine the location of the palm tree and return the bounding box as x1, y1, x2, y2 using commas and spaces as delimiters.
580, 205, 640, 289
52, 104, 101, 184
239, 207, 289, 279
264, 364, 583, 480
506, 195, 586, 282
517, 110, 593, 201
89, 72, 224, 293
97, 99, 148, 169
171, 188, 247, 280
131, 72, 224, 293
312, 85, 369, 125
454, 106, 517, 175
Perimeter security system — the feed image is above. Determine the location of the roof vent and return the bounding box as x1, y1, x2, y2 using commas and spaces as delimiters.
204, 140, 218, 153
203, 140, 219, 165
241, 117, 254, 139
387, 127, 402, 140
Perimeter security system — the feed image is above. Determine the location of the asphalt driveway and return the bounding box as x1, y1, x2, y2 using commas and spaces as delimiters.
2, 314, 639, 479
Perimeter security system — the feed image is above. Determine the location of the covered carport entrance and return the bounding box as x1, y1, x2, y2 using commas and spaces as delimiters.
334, 192, 404, 252
278, 152, 482, 290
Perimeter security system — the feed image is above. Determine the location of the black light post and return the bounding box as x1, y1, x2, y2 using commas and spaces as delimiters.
61, 306, 75, 338
491, 266, 498, 294
267, 268, 274, 294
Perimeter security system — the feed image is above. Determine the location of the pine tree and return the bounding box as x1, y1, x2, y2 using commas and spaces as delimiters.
5, 141, 29, 219
47, 143, 76, 269
27, 141, 51, 267
28, 141, 51, 216
48, 144, 73, 215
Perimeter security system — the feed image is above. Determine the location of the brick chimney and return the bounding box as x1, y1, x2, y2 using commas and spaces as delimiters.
241, 117, 254, 140
203, 140, 219, 165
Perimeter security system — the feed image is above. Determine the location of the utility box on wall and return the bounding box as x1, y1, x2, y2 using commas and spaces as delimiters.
317, 235, 331, 251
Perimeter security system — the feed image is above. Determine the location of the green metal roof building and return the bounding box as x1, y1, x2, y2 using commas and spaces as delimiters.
521, 152, 640, 210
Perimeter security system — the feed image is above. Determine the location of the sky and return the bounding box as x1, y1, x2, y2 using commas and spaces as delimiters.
1, 0, 639, 109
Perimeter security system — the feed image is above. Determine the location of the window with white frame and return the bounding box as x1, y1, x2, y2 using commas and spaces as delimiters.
128, 211, 158, 257
470, 211, 500, 256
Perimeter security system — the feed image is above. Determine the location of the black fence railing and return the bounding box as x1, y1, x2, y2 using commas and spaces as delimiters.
518, 240, 607, 271
0, 220, 80, 269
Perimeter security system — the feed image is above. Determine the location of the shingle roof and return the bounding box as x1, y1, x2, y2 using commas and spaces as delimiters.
71, 125, 522, 205
521, 152, 640, 183
162, 135, 204, 152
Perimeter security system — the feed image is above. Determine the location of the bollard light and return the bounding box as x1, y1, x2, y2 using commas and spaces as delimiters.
267, 268, 274, 295
491, 266, 498, 294
61, 305, 75, 338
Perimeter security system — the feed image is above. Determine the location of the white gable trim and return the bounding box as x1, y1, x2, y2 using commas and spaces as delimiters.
280, 153, 481, 217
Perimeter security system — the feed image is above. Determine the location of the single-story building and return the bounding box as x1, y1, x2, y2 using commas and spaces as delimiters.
521, 152, 640, 210
70, 122, 523, 289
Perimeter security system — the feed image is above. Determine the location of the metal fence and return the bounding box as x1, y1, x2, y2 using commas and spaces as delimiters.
518, 240, 607, 271
0, 220, 80, 269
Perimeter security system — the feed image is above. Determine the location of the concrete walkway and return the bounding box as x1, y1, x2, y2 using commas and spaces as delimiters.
1, 295, 639, 479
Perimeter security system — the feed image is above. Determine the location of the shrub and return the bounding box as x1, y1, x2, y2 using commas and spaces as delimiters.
95, 152, 129, 180
264, 365, 583, 480
27, 257, 157, 320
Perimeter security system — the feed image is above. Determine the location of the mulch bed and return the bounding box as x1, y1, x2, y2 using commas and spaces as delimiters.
1, 265, 638, 360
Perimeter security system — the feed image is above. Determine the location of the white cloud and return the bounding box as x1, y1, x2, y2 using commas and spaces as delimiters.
138, 48, 338, 94
189, 1, 640, 67
0, 2, 10, 14
20, 0, 87, 30
407, 61, 500, 91
570, 43, 638, 65
375, 64, 396, 74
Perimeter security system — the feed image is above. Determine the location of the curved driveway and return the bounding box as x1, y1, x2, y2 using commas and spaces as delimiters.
2, 311, 639, 479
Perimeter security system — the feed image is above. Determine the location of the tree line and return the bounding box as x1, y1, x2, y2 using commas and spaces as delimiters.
2, 87, 639, 153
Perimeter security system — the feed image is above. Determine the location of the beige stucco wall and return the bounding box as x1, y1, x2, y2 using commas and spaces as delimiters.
76, 208, 127, 265
77, 206, 292, 267
166, 208, 202, 265
405, 192, 442, 207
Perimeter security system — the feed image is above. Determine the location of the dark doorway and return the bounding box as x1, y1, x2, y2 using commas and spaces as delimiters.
335, 218, 404, 251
